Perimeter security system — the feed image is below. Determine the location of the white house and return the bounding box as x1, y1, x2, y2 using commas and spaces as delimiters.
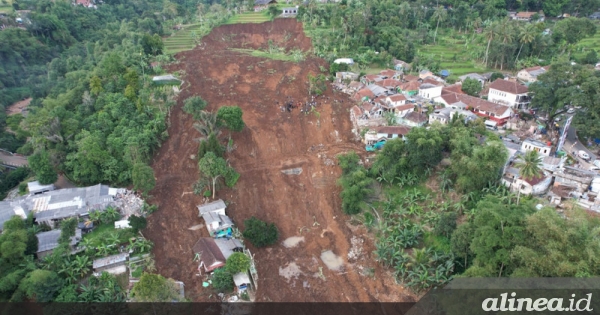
386, 94, 407, 107
418, 83, 443, 101
488, 79, 530, 109
363, 126, 411, 145
521, 138, 552, 157
517, 66, 548, 83
503, 171, 553, 196
333, 58, 354, 65
197, 200, 234, 238
393, 104, 414, 118
429, 107, 478, 125
458, 73, 487, 87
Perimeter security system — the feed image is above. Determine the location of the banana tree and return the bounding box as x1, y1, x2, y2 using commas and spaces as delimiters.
71, 255, 92, 278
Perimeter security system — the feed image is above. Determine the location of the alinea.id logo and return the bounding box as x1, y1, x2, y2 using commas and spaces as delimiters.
482, 293, 593, 312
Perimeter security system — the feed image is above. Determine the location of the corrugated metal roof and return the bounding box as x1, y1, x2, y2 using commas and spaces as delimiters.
197, 200, 226, 215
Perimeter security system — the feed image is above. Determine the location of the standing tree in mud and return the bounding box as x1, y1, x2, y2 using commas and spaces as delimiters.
307, 73, 327, 96
198, 152, 239, 199
216, 106, 245, 132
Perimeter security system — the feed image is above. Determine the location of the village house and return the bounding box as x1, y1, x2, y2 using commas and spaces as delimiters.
503, 168, 553, 196
375, 79, 403, 93
193, 237, 226, 273
335, 72, 359, 82
27, 181, 55, 195
512, 11, 544, 21
363, 126, 411, 145
386, 94, 407, 107
36, 228, 82, 258
487, 78, 530, 109
398, 81, 420, 97
552, 167, 596, 201
73, 0, 97, 8
590, 12, 600, 20
541, 156, 564, 172
419, 69, 433, 80
517, 66, 548, 83
350, 105, 366, 127
458, 73, 487, 87
0, 184, 123, 230
393, 104, 415, 118
429, 107, 478, 125
281, 7, 298, 15
400, 112, 428, 127
393, 59, 411, 72
361, 74, 383, 85
439, 92, 512, 125
197, 199, 234, 238
93, 253, 129, 275
352, 88, 375, 102
254, 0, 277, 12
367, 84, 389, 97
418, 82, 443, 102
347, 81, 365, 92
521, 138, 552, 157
379, 69, 401, 80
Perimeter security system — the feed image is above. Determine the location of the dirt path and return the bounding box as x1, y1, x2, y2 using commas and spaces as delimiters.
6, 97, 31, 116
145, 19, 416, 302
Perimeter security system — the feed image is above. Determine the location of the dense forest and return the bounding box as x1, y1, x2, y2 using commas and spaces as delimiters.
299, 0, 597, 71
338, 118, 600, 292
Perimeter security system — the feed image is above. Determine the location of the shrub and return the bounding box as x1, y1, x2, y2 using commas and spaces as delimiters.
211, 268, 233, 292
183, 96, 208, 120
242, 216, 279, 248
129, 215, 147, 233
225, 252, 251, 274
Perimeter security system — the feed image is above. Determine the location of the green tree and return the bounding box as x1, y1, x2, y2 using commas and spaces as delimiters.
528, 60, 576, 126
461, 78, 482, 96
212, 268, 234, 292
198, 133, 224, 159
489, 72, 504, 81
130, 273, 183, 302
267, 5, 280, 20
129, 215, 147, 233
198, 152, 237, 198
434, 212, 458, 238
132, 163, 156, 194
242, 216, 279, 248
28, 151, 58, 185
182, 96, 208, 120
513, 150, 542, 180
225, 252, 251, 274
216, 106, 245, 132
515, 23, 537, 65
582, 50, 598, 65
20, 270, 64, 302
338, 168, 372, 215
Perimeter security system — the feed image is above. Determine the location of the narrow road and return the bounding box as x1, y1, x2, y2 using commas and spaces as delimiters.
0, 151, 28, 168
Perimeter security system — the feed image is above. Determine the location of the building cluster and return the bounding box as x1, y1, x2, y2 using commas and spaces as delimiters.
194, 199, 257, 298
501, 137, 600, 212
336, 59, 534, 148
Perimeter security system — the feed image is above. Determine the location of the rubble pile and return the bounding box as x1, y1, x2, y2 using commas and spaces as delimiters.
114, 190, 144, 218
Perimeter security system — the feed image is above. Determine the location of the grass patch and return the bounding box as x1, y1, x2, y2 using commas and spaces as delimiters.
83, 223, 135, 247
225, 12, 270, 25
423, 231, 452, 253
131, 266, 143, 278
230, 48, 301, 62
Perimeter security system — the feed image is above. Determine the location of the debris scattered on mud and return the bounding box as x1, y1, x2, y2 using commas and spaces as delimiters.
281, 168, 303, 175
320, 250, 344, 271
279, 262, 303, 281
188, 224, 204, 231
347, 236, 364, 262
283, 236, 305, 248
114, 190, 144, 218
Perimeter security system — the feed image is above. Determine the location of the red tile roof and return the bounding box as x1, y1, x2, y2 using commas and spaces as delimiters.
376, 79, 402, 88
422, 78, 442, 86
442, 84, 465, 95
442, 92, 511, 117
402, 75, 419, 82
361, 102, 375, 112
379, 69, 397, 78
375, 126, 411, 135
524, 174, 547, 186
440, 93, 460, 105
193, 238, 226, 272
364, 74, 382, 82
395, 104, 414, 111
388, 94, 407, 102
353, 88, 375, 101
489, 79, 528, 94
516, 11, 538, 18
399, 81, 420, 91
404, 112, 428, 123
348, 81, 364, 90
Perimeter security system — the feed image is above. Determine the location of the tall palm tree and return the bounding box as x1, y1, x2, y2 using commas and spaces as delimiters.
193, 111, 220, 141
515, 23, 537, 65
432, 6, 447, 44
514, 150, 542, 180
483, 22, 497, 67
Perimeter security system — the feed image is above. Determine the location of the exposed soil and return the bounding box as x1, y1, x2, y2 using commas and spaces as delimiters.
6, 97, 31, 116
145, 19, 416, 302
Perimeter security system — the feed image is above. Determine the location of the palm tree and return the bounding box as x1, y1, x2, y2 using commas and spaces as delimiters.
514, 150, 543, 180
515, 23, 537, 66
193, 111, 220, 141
432, 6, 447, 44
483, 22, 497, 67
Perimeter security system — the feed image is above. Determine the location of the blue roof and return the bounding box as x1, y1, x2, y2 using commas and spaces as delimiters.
440, 70, 450, 76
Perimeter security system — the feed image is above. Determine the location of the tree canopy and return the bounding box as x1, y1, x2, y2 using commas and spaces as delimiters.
216, 106, 245, 132
242, 217, 279, 248
130, 273, 183, 302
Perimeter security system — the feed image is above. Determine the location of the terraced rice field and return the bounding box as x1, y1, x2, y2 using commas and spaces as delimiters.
225, 12, 270, 24
573, 25, 600, 61
163, 24, 203, 54
419, 37, 491, 76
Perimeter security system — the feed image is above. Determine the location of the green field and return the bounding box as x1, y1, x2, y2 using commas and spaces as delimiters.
225, 12, 270, 25
418, 35, 492, 77
163, 23, 203, 55
573, 23, 600, 61
0, 0, 12, 14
